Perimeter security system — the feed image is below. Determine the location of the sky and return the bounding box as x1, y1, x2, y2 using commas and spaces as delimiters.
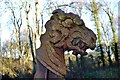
0, 0, 120, 46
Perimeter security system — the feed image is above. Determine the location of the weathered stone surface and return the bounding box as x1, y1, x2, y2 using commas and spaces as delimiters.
34, 9, 97, 79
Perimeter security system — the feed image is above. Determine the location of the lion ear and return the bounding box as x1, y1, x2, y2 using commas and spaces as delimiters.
52, 9, 64, 14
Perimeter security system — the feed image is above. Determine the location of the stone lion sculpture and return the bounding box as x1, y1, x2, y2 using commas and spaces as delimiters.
34, 9, 97, 79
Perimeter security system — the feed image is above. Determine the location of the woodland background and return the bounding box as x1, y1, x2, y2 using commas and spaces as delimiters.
0, 0, 120, 79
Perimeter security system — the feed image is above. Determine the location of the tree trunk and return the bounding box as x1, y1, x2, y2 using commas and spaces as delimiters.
91, 0, 105, 66
68, 57, 73, 78
101, 22, 112, 65
76, 55, 79, 68
11, 7, 22, 65
104, 9, 119, 63
99, 44, 105, 66
35, 0, 40, 35
25, 7, 36, 75
107, 46, 112, 65
114, 43, 119, 63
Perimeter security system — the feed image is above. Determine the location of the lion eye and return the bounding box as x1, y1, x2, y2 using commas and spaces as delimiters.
91, 37, 95, 42
72, 38, 80, 46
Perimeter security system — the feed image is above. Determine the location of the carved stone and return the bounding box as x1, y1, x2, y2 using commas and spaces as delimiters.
34, 9, 97, 79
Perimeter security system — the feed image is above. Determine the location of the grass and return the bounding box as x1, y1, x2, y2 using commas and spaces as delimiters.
66, 59, 120, 79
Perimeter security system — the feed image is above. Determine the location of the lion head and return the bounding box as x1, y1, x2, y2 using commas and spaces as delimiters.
36, 9, 97, 77
45, 9, 97, 56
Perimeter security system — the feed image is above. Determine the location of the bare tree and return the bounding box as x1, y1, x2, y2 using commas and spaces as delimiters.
24, 2, 36, 75
86, 0, 105, 66
100, 22, 112, 65
104, 8, 119, 64
5, 1, 23, 65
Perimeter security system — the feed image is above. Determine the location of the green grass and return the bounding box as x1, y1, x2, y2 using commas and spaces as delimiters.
66, 63, 120, 78
84, 67, 120, 78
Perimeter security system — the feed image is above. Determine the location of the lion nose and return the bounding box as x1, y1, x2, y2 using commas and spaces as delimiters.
89, 41, 96, 50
